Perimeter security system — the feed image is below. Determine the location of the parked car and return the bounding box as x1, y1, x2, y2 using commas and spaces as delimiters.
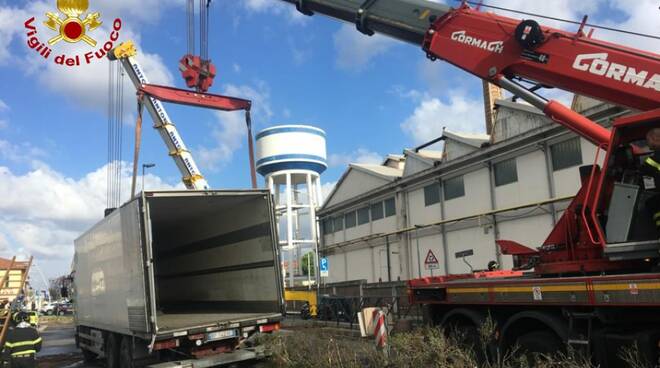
39, 302, 57, 315
55, 302, 74, 316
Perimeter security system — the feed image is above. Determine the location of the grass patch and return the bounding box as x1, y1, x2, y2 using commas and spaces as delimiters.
260, 328, 618, 368
39, 315, 74, 325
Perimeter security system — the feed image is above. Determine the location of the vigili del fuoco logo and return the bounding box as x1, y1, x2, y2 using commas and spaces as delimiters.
24, 0, 123, 66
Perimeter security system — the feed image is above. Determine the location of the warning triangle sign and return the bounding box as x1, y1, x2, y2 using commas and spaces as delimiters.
424, 250, 439, 265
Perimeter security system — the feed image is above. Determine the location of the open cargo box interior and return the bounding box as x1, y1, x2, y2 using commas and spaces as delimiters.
147, 193, 281, 331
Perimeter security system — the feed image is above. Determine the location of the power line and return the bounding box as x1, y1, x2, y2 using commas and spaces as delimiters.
458, 0, 660, 40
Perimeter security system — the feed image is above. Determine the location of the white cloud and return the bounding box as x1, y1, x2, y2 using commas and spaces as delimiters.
329, 148, 382, 167
333, 24, 396, 71
400, 92, 484, 144
241, 1, 308, 24
596, 0, 660, 52
0, 161, 178, 277
1, 1, 174, 113
233, 63, 241, 73
0, 99, 8, 112
0, 120, 7, 130
0, 139, 47, 164
196, 82, 273, 171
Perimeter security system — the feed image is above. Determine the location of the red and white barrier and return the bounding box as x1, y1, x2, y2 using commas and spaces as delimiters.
372, 309, 388, 352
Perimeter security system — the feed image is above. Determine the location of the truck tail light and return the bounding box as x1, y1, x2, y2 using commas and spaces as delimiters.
153, 338, 179, 351
259, 323, 280, 333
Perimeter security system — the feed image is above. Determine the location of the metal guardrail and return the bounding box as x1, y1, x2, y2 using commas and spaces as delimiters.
311, 281, 422, 330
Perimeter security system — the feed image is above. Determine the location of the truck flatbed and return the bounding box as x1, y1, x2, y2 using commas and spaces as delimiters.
410, 270, 660, 307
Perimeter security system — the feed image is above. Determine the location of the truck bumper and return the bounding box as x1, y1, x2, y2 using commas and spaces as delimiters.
146, 346, 268, 368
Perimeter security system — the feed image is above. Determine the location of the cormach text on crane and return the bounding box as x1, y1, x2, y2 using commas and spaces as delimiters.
24, 17, 123, 66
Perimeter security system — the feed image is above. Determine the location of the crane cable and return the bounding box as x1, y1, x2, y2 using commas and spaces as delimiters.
106, 60, 124, 209
200, 0, 211, 61
187, 0, 195, 57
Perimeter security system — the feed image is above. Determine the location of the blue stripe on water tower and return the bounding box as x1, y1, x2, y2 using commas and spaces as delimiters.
257, 161, 327, 176
255, 126, 326, 140
256, 154, 327, 175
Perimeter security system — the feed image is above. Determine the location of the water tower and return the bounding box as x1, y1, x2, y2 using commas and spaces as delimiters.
256, 125, 327, 288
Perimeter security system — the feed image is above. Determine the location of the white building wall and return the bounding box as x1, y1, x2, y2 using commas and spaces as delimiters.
444, 169, 491, 219
326, 253, 346, 283
408, 186, 442, 226
372, 216, 396, 234
372, 242, 401, 282
345, 247, 373, 282
495, 150, 549, 208
446, 228, 496, 274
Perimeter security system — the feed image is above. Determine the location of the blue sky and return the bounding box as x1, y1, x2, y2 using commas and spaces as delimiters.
0, 0, 657, 284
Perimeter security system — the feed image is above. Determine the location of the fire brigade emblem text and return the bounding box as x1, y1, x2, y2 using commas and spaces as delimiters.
24, 0, 123, 67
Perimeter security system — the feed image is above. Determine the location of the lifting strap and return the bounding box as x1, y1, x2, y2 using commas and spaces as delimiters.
130, 95, 144, 199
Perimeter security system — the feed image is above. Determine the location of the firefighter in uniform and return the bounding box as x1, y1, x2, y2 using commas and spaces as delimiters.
642, 128, 660, 238
2, 311, 41, 368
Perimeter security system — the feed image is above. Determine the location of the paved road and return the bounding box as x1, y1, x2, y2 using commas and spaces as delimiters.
37, 323, 97, 367
35, 323, 272, 367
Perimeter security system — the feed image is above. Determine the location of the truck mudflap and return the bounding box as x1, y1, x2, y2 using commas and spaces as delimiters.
147, 346, 268, 368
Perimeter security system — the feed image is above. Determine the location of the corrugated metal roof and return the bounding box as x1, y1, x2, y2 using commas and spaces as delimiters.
443, 130, 490, 148
350, 163, 403, 179
416, 150, 444, 160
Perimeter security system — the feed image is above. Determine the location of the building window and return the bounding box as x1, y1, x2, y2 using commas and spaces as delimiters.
371, 202, 384, 221
357, 207, 370, 225
494, 158, 518, 187
345, 211, 357, 228
443, 176, 465, 201
384, 198, 396, 217
551, 138, 583, 171
333, 217, 343, 232
424, 183, 441, 206
323, 218, 333, 234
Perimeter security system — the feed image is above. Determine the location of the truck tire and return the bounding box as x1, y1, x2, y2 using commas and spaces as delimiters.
515, 330, 563, 364
81, 348, 97, 362
105, 333, 120, 368
120, 336, 135, 368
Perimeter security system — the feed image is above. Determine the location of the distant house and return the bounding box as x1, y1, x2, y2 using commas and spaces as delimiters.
0, 258, 30, 303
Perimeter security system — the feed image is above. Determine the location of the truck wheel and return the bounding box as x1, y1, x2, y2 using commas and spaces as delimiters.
105, 333, 120, 368
81, 348, 97, 362
120, 336, 135, 368
515, 330, 563, 364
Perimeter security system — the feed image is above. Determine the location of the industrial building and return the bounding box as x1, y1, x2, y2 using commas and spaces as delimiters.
318, 96, 628, 283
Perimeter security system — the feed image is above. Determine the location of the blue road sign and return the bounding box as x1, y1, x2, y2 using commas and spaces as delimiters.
320, 257, 329, 277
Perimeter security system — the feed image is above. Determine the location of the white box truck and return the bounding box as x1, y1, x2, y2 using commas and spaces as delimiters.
73, 190, 284, 367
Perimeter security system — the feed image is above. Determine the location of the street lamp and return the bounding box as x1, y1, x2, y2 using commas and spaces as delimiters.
142, 163, 155, 193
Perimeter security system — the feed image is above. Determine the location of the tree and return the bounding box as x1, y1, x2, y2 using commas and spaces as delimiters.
301, 251, 316, 277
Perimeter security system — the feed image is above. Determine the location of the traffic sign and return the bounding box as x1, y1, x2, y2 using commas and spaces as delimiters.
424, 250, 440, 270
320, 257, 329, 277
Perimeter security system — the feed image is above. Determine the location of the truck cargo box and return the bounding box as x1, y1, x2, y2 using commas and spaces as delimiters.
74, 190, 284, 343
